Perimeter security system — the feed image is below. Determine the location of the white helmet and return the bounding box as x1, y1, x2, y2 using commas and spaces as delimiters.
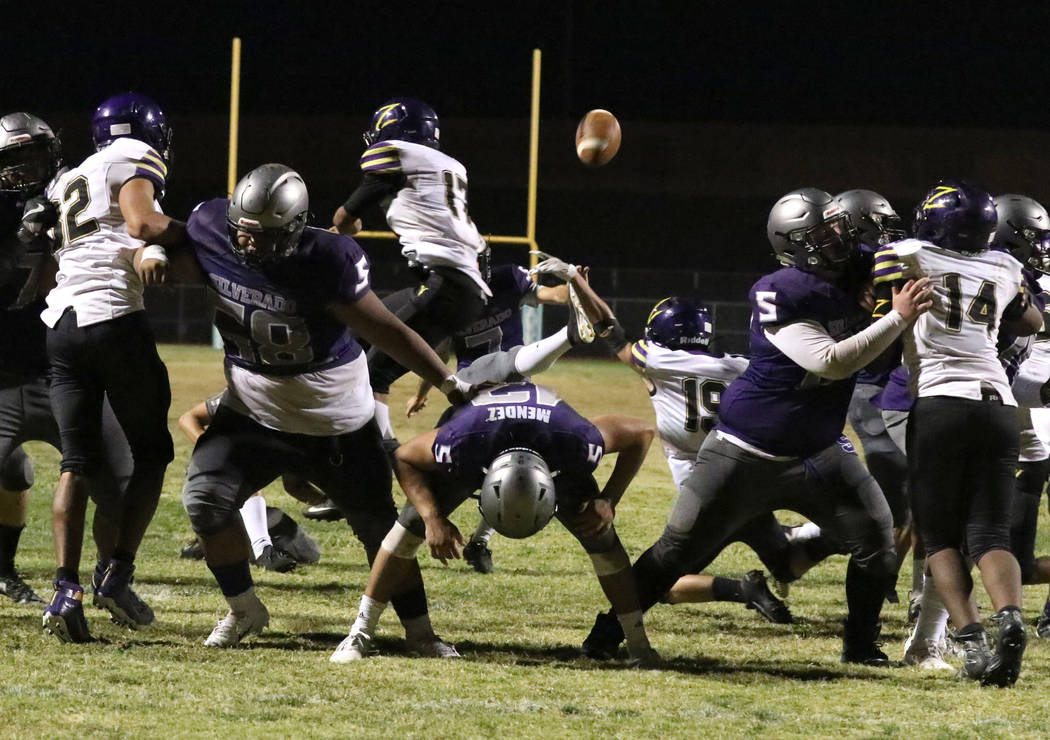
478, 449, 556, 539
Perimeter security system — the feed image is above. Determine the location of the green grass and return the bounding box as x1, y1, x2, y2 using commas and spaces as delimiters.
4, 345, 1050, 738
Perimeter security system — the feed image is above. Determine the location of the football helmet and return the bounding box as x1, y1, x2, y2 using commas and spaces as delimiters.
362, 98, 439, 148
992, 194, 1050, 273
0, 112, 61, 197
227, 164, 309, 266
835, 189, 906, 247
91, 93, 172, 163
767, 188, 857, 272
645, 296, 713, 350
478, 448, 556, 539
913, 179, 997, 253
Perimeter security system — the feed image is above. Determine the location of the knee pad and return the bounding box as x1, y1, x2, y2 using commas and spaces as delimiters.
649, 528, 693, 576
182, 485, 239, 537
380, 522, 424, 559
0, 447, 33, 491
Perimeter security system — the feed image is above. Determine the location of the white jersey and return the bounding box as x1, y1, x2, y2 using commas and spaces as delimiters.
879, 239, 1023, 405
631, 339, 749, 465
360, 139, 489, 295
41, 138, 167, 327
1011, 273, 1050, 408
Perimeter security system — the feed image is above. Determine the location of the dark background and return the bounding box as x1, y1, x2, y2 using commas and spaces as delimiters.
5, 0, 1050, 335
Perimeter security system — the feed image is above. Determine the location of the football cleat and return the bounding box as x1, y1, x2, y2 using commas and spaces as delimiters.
406, 634, 460, 659
0, 572, 44, 604
267, 508, 320, 564
42, 580, 92, 643
94, 559, 155, 629
1037, 609, 1050, 639
625, 644, 663, 669
251, 544, 297, 573
903, 638, 954, 671
330, 630, 372, 663
581, 610, 624, 660
567, 284, 596, 346
841, 620, 890, 667
204, 596, 269, 648
179, 539, 205, 560
742, 570, 793, 624
983, 608, 1026, 687
463, 538, 494, 574
955, 627, 992, 682
303, 499, 343, 522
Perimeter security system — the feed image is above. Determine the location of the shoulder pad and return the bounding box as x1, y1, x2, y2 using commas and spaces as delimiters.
360, 142, 402, 175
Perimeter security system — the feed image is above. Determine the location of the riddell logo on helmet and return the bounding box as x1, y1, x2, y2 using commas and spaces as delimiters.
8, 134, 31, 144
237, 217, 261, 228
822, 204, 843, 219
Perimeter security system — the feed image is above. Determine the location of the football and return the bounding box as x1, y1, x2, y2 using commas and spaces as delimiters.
575, 109, 621, 166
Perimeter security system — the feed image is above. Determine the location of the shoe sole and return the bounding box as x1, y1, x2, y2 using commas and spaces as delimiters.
983, 628, 1027, 687
568, 285, 595, 344
95, 594, 153, 630
204, 620, 268, 648
746, 600, 793, 625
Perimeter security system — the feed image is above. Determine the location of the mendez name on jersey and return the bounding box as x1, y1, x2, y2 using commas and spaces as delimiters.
717, 267, 871, 458
187, 198, 371, 377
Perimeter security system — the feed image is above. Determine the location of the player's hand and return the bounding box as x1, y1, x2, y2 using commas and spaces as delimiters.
18, 196, 57, 246
423, 515, 463, 564
857, 280, 876, 313
529, 250, 579, 281
891, 277, 932, 323
568, 497, 615, 538
440, 374, 475, 405
406, 392, 429, 417
138, 259, 167, 286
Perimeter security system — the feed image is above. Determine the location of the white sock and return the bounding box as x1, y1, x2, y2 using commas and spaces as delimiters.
795, 521, 821, 540
472, 519, 496, 544
911, 557, 924, 595
374, 400, 394, 440
512, 328, 571, 376
351, 594, 388, 637
240, 495, 271, 558
401, 613, 435, 642
913, 574, 949, 645
615, 610, 651, 653
226, 587, 260, 613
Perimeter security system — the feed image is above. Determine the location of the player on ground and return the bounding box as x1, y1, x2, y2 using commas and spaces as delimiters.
175, 164, 472, 650
0, 112, 134, 608
583, 188, 932, 666
332, 98, 490, 447
40, 94, 179, 642
872, 180, 1042, 686
332, 380, 660, 665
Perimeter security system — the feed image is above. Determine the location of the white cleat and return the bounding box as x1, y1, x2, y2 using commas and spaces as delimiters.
567, 284, 596, 345
903, 639, 954, 671
407, 634, 460, 659
330, 631, 372, 663
204, 599, 269, 648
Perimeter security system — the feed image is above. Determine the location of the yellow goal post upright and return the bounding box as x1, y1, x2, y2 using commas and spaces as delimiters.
214, 36, 243, 350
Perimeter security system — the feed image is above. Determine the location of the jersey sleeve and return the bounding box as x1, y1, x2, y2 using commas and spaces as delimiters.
629, 340, 649, 370
203, 391, 227, 418
751, 279, 803, 327
359, 142, 402, 175
106, 141, 168, 198
329, 237, 372, 304
871, 246, 904, 287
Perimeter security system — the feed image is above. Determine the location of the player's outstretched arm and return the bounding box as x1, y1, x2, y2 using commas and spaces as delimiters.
590, 415, 655, 507
393, 430, 463, 563
118, 178, 186, 246
329, 292, 470, 403
331, 205, 362, 236
406, 339, 453, 418
177, 401, 211, 444
536, 284, 569, 305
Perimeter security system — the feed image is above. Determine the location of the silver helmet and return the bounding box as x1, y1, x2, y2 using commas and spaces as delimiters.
767, 187, 857, 272
227, 163, 309, 265
478, 449, 556, 539
0, 112, 60, 196
992, 194, 1050, 273
835, 189, 906, 247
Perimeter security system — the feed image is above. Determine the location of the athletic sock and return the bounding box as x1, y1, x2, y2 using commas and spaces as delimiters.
208, 560, 253, 598
401, 613, 435, 642
471, 520, 495, 544
512, 328, 571, 376
56, 567, 79, 585
844, 557, 887, 631
240, 495, 271, 558
373, 400, 394, 440
351, 594, 388, 637
0, 523, 24, 575
911, 574, 949, 647
615, 610, 651, 653
910, 556, 924, 596
711, 576, 746, 603
112, 548, 135, 565
226, 586, 260, 613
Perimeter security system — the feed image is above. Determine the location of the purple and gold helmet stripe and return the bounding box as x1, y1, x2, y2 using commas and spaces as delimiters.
871, 247, 903, 285
630, 340, 649, 368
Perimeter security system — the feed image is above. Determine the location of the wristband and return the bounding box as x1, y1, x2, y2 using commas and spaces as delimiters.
141, 245, 169, 264
599, 318, 628, 352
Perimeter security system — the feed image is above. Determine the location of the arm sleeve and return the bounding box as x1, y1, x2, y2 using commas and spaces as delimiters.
764, 312, 907, 381
341, 172, 405, 217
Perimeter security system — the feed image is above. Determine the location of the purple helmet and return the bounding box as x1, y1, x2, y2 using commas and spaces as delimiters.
645, 296, 714, 351
913, 179, 997, 253
362, 98, 439, 148
91, 93, 172, 162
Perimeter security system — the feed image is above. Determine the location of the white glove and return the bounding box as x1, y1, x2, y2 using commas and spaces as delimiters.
529, 250, 578, 281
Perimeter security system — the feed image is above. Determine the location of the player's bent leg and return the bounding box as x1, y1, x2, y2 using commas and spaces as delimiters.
0, 447, 42, 604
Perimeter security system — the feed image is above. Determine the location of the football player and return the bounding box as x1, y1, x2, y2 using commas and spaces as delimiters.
331, 380, 660, 665
332, 98, 490, 449
39, 94, 179, 642
0, 112, 134, 608
872, 180, 1042, 686
173, 164, 472, 651
583, 188, 932, 666
403, 261, 569, 573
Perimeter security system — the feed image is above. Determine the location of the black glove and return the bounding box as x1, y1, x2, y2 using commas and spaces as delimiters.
18, 196, 58, 246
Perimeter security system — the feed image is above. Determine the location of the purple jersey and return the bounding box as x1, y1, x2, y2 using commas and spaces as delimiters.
871, 365, 911, 412
717, 267, 870, 457
453, 265, 537, 369
187, 198, 371, 376
432, 382, 605, 495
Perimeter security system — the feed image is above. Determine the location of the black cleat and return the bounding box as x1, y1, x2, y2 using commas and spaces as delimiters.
954, 626, 992, 681
0, 572, 44, 604
581, 611, 625, 660
303, 499, 343, 522
180, 539, 204, 560
1035, 606, 1050, 639
251, 544, 297, 573
841, 620, 890, 667
742, 570, 793, 624
983, 608, 1026, 687
463, 538, 494, 574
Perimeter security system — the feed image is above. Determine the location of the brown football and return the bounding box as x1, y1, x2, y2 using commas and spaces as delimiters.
575, 109, 621, 167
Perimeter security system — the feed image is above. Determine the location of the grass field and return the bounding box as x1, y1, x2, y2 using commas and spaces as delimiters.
4, 345, 1050, 738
